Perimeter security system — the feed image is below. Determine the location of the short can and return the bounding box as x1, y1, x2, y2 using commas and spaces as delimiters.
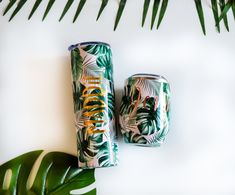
119, 73, 170, 146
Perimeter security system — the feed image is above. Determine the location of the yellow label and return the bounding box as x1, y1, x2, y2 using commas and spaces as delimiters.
82, 75, 107, 135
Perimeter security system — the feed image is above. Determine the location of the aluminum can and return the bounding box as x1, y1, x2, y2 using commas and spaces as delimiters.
69, 41, 118, 168
119, 73, 170, 146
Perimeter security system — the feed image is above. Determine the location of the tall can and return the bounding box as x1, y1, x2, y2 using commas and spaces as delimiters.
69, 42, 118, 168
119, 74, 170, 146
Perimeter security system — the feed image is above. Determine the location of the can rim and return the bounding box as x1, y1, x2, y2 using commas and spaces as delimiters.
68, 41, 110, 51
130, 73, 169, 83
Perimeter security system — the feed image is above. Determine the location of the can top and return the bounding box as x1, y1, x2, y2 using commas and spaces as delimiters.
68, 41, 110, 51
130, 73, 169, 83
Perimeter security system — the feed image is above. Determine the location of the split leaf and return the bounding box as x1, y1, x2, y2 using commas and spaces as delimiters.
0, 150, 96, 195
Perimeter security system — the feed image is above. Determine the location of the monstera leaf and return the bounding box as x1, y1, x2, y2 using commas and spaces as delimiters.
0, 150, 96, 195
82, 44, 113, 81
119, 85, 140, 116
136, 97, 159, 136
77, 127, 117, 168
72, 82, 85, 113
123, 131, 147, 144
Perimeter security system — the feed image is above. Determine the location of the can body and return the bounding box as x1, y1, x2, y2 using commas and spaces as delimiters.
69, 42, 118, 168
119, 74, 170, 146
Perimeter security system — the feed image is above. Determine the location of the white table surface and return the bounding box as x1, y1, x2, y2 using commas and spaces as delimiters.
1, 0, 235, 194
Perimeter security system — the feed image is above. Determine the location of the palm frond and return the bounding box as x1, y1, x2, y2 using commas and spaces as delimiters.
9, 0, 27, 21
3, 0, 17, 16
142, 0, 151, 27
1, 0, 234, 34
157, 0, 168, 29
97, 0, 109, 21
73, 0, 87, 23
211, 0, 220, 32
28, 0, 43, 20
114, 0, 127, 31
219, 0, 229, 31
151, 0, 160, 29
42, 0, 56, 21
59, 0, 74, 21
194, 0, 206, 35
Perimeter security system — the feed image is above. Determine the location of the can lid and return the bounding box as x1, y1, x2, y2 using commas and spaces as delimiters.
131, 73, 168, 83
68, 41, 110, 51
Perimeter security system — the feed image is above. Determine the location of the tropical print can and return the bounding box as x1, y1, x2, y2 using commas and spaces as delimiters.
69, 42, 118, 168
119, 74, 170, 146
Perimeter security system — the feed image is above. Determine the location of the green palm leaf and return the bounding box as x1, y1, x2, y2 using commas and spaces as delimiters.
59, 0, 74, 21
114, 0, 127, 31
97, 0, 109, 21
28, 0, 43, 20
2, 0, 233, 33
232, 0, 235, 20
219, 1, 232, 19
142, 0, 151, 27
151, 0, 160, 29
218, 0, 232, 27
211, 0, 220, 32
3, 0, 17, 16
42, 0, 56, 21
0, 150, 96, 195
156, 0, 168, 29
73, 0, 87, 23
219, 0, 229, 31
194, 0, 206, 35
9, 0, 27, 21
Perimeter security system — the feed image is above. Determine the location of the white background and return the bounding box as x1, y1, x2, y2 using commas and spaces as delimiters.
1, 0, 235, 195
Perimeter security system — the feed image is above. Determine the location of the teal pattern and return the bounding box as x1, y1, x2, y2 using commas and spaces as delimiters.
70, 42, 118, 168
119, 74, 170, 146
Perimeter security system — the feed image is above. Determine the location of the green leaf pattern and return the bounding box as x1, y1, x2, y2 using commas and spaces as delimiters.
119, 75, 170, 146
70, 42, 118, 168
